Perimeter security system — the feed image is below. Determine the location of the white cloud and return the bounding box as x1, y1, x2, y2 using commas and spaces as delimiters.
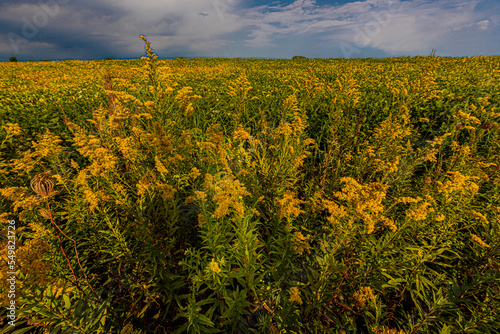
1, 0, 499, 59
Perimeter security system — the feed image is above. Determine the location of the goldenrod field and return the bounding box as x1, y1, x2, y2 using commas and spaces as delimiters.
1, 41, 499, 333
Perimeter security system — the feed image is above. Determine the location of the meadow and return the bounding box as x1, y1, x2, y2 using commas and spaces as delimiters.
0, 39, 499, 333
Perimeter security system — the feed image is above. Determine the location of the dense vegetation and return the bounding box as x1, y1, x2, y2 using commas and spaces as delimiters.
1, 40, 499, 333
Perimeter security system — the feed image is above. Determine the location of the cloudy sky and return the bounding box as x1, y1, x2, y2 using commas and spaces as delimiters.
1, 0, 499, 60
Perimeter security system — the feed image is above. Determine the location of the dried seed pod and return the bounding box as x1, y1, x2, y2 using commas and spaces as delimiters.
455, 123, 463, 131
39, 208, 52, 219
31, 171, 56, 199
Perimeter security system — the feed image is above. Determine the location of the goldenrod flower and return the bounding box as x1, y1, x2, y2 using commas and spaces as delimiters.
471, 234, 489, 248
155, 156, 169, 174
437, 171, 480, 198
2, 123, 23, 137
292, 232, 312, 255
397, 196, 422, 204
334, 178, 388, 233
435, 214, 446, 222
352, 286, 375, 309
469, 210, 489, 224
157, 183, 177, 200
321, 198, 347, 226
188, 167, 201, 180
406, 202, 434, 221
194, 191, 207, 202
69, 159, 80, 169
288, 287, 303, 305
233, 125, 252, 141
210, 175, 251, 219
277, 190, 304, 220
208, 258, 221, 273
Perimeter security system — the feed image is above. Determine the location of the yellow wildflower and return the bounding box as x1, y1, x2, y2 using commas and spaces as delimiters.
184, 196, 195, 205
144, 101, 156, 109
435, 214, 445, 222
321, 198, 347, 226
211, 175, 251, 219
406, 202, 434, 221
0, 187, 39, 212
279, 123, 294, 137
437, 171, 480, 198
352, 286, 375, 309
292, 232, 312, 255
469, 210, 489, 224
334, 177, 388, 234
470, 234, 489, 248
194, 191, 207, 202
277, 190, 305, 220
114, 136, 141, 163
288, 287, 303, 305
397, 196, 422, 204
233, 125, 252, 141
371, 325, 406, 334
31, 129, 66, 158
175, 87, 201, 117
157, 183, 176, 200
208, 258, 221, 273
70, 159, 80, 169
136, 173, 153, 196
155, 156, 169, 174
379, 216, 397, 232
2, 123, 23, 137
188, 167, 201, 180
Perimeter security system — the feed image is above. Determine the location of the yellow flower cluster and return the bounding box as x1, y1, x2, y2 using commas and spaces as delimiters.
188, 167, 201, 180
469, 210, 489, 224
197, 124, 225, 161
209, 174, 251, 219
208, 258, 221, 273
83, 187, 111, 213
0, 187, 39, 213
470, 234, 490, 248
233, 125, 252, 142
157, 183, 176, 200
334, 177, 391, 234
1, 123, 23, 137
405, 201, 434, 221
175, 87, 201, 117
352, 286, 376, 309
288, 287, 303, 305
371, 325, 406, 334
321, 198, 348, 226
155, 156, 169, 174
292, 232, 312, 255
277, 190, 304, 220
136, 172, 153, 196
227, 71, 252, 99
114, 136, 143, 164
435, 214, 446, 222
436, 171, 480, 198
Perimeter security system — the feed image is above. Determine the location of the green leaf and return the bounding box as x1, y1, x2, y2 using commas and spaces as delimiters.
63, 294, 71, 310
10, 327, 35, 334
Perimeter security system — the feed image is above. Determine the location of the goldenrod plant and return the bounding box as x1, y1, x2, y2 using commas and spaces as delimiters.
0, 38, 499, 333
